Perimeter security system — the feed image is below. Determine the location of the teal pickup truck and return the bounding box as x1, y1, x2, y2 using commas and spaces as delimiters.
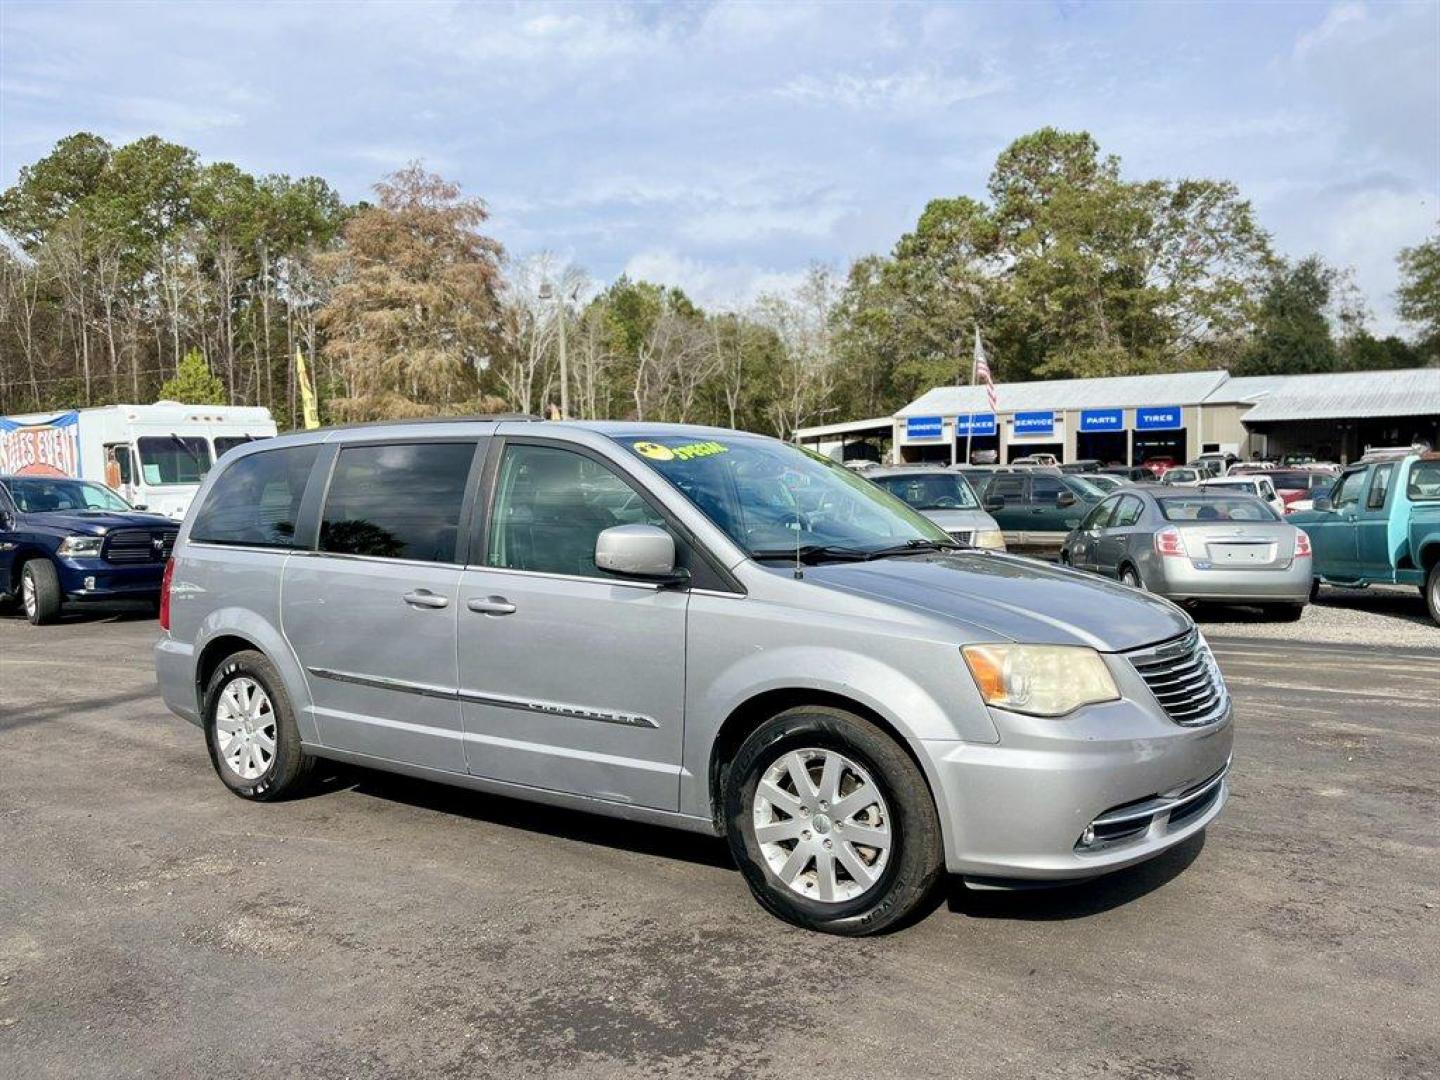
1289, 450, 1440, 626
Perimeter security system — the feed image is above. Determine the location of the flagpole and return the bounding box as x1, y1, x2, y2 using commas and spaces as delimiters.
964, 325, 980, 468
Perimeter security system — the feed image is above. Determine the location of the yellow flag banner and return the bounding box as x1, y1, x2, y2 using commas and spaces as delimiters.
295, 348, 320, 430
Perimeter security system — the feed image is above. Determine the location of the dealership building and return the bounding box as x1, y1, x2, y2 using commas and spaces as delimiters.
795, 367, 1440, 467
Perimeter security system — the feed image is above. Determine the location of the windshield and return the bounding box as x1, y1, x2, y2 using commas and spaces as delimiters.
1408, 460, 1440, 501
137, 435, 213, 486
1067, 476, 1107, 500
620, 435, 952, 559
215, 435, 267, 458
872, 472, 980, 511
5, 478, 131, 513
1159, 495, 1278, 522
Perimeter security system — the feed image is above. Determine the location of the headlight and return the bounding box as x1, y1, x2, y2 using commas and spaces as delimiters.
961, 644, 1119, 717
57, 536, 104, 557
973, 528, 1006, 551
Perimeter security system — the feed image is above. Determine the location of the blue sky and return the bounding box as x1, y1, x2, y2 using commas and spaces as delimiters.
2, 1, 1436, 332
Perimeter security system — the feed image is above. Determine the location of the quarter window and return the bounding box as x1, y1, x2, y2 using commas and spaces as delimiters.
487, 444, 668, 578
1365, 464, 1394, 510
191, 445, 321, 548
320, 442, 477, 563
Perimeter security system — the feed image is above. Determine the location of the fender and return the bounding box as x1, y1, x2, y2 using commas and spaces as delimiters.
193, 606, 321, 745
678, 641, 999, 821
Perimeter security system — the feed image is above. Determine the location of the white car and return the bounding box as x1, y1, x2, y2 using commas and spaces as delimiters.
1160, 467, 1204, 487
1200, 475, 1286, 516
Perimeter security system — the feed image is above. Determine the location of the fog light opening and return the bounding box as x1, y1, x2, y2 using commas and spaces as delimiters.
1079, 825, 1096, 848
83, 575, 96, 591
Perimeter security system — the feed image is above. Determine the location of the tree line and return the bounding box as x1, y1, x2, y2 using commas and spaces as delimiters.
1, 128, 1435, 433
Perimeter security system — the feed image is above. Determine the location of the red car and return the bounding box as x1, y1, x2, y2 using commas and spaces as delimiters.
1141, 456, 1177, 477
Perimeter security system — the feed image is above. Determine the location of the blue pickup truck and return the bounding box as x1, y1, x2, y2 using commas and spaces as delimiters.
1289, 450, 1440, 626
0, 474, 178, 625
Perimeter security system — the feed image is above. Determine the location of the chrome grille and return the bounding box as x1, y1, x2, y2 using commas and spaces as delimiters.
1126, 628, 1228, 727
101, 527, 178, 564
947, 530, 973, 546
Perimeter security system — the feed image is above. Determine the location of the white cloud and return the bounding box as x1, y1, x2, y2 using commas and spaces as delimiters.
622, 250, 810, 311
777, 68, 1009, 111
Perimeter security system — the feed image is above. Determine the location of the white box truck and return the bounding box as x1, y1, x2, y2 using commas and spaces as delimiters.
0, 402, 278, 518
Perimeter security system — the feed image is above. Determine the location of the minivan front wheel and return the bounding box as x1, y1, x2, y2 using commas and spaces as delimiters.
203, 650, 313, 801
723, 706, 943, 936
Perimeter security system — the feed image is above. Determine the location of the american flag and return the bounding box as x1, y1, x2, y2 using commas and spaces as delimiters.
973, 325, 997, 414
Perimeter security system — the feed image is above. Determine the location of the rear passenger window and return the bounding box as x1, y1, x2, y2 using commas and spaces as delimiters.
1366, 464, 1393, 510
487, 444, 668, 578
320, 443, 477, 563
990, 476, 1025, 502
191, 444, 320, 548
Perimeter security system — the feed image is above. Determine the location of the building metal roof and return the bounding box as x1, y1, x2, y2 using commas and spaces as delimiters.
1214, 368, 1440, 423
794, 417, 894, 439
894, 367, 1440, 424
895, 370, 1231, 418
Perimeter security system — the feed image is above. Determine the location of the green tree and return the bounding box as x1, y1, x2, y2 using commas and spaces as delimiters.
160, 349, 226, 405
1234, 256, 1338, 375
1397, 233, 1440, 360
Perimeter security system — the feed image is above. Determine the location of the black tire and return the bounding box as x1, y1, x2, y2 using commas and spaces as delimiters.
21, 559, 62, 625
722, 706, 943, 936
1268, 603, 1305, 622
202, 649, 313, 801
1425, 564, 1440, 627
1310, 578, 1322, 603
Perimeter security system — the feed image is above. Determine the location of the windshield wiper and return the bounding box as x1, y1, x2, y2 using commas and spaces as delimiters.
749, 544, 871, 565
857, 538, 966, 560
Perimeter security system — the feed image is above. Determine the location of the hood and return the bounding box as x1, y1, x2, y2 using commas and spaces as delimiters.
21, 509, 177, 535
801, 552, 1190, 652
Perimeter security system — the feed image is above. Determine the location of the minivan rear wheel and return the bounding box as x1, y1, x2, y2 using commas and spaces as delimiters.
203, 649, 313, 801
722, 706, 943, 936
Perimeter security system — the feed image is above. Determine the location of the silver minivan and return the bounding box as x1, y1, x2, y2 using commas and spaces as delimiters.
156, 420, 1233, 935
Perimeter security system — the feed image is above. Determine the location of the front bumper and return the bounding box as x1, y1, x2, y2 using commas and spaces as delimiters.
922, 695, 1233, 881
56, 557, 165, 601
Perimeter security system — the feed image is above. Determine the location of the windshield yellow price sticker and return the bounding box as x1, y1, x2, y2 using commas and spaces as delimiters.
634, 440, 728, 462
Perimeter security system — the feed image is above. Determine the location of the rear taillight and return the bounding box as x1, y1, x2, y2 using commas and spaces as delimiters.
1154, 526, 1189, 558
159, 556, 175, 630
1294, 528, 1312, 558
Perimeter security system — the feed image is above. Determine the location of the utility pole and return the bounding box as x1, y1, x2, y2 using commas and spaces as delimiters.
540, 280, 578, 420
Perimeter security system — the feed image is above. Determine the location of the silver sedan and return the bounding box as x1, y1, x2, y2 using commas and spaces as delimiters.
1061, 488, 1312, 619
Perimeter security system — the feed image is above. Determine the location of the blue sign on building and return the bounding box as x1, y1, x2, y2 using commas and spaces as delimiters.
1012, 411, 1055, 437
954, 413, 997, 437
1079, 408, 1124, 433
906, 415, 944, 439
1134, 406, 1183, 431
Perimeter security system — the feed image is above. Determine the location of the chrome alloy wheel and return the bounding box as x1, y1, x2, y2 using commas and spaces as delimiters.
21, 571, 36, 617
214, 677, 277, 781
752, 748, 892, 903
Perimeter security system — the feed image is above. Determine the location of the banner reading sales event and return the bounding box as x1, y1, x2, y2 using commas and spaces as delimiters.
0, 412, 81, 477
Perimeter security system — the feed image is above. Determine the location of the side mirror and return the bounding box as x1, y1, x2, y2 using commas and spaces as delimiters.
984, 495, 1005, 512
1312, 496, 1332, 513
133, 503, 148, 511
595, 524, 686, 583
1056, 491, 1077, 508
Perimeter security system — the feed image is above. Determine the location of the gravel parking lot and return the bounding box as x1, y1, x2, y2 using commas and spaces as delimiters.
2, 605, 1437, 1080
1196, 584, 1439, 648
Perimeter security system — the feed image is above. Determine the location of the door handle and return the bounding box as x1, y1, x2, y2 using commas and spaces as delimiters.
403, 589, 449, 610
467, 595, 516, 616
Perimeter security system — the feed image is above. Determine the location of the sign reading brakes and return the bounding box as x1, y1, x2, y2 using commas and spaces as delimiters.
633, 440, 728, 462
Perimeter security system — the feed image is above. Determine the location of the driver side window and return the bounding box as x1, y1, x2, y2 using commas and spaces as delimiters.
1080, 500, 1115, 531
487, 444, 669, 579
1333, 469, 1368, 509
